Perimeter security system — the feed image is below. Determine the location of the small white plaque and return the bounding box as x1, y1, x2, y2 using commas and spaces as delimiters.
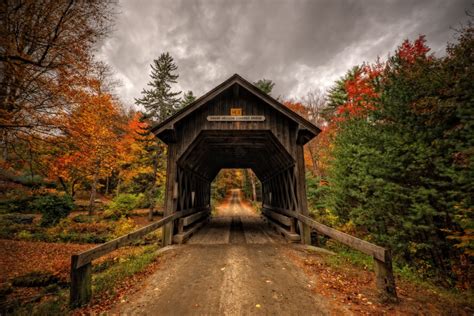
207, 115, 265, 122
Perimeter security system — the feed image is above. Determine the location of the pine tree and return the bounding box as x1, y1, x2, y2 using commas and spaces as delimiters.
135, 52, 182, 123
134, 52, 181, 220
254, 79, 275, 95
181, 90, 196, 107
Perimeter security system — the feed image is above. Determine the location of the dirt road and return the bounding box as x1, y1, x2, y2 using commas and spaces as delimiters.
111, 190, 330, 315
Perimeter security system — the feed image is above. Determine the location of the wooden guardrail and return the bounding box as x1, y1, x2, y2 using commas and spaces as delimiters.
174, 209, 210, 244
70, 208, 208, 307
262, 205, 398, 302
261, 208, 300, 242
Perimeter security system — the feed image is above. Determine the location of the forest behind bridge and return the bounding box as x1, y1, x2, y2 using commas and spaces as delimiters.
0, 1, 472, 314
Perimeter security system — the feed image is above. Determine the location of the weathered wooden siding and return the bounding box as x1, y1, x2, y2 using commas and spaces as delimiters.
174, 85, 299, 164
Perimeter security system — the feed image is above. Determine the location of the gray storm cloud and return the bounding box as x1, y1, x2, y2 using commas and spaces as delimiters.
98, 0, 472, 107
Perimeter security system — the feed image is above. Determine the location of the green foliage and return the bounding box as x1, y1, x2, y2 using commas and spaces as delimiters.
181, 90, 196, 107
12, 271, 59, 287
322, 28, 474, 285
135, 52, 182, 123
33, 194, 73, 227
45, 218, 111, 243
254, 78, 275, 95
305, 172, 338, 226
105, 193, 140, 219
325, 66, 358, 119
16, 230, 33, 240
0, 196, 37, 214
93, 245, 159, 295
112, 216, 137, 238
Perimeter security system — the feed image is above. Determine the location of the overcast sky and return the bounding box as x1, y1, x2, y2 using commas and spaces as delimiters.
98, 0, 472, 107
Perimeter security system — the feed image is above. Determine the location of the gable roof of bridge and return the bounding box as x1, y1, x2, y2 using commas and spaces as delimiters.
151, 73, 321, 144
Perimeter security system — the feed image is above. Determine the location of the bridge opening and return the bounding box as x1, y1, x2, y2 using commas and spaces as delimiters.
151, 74, 320, 245
210, 169, 262, 217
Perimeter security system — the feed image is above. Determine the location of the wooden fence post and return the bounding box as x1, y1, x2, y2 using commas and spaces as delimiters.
374, 251, 398, 302
70, 255, 92, 307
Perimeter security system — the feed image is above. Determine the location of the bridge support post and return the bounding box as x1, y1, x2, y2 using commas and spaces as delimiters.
163, 144, 177, 246
296, 145, 311, 244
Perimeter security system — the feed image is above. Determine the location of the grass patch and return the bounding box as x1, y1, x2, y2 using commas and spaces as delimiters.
92, 244, 160, 296
325, 241, 373, 271
5, 288, 69, 316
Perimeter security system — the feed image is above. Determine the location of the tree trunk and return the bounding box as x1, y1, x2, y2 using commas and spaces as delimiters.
105, 176, 109, 196
2, 131, 8, 162
58, 176, 68, 193
307, 143, 319, 177
71, 179, 77, 198
89, 166, 99, 216
28, 145, 34, 181
115, 175, 121, 197
250, 172, 257, 202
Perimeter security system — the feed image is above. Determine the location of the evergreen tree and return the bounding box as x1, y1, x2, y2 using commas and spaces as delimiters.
325, 66, 358, 119
181, 90, 196, 107
254, 78, 275, 95
134, 52, 181, 220
322, 31, 473, 284
135, 52, 182, 123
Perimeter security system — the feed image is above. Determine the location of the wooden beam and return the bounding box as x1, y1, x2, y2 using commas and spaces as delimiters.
73, 214, 175, 269
264, 216, 300, 243
295, 145, 311, 244
182, 210, 209, 227
70, 256, 91, 307
374, 254, 398, 302
173, 216, 209, 244
163, 143, 178, 246
262, 208, 292, 226
262, 205, 387, 262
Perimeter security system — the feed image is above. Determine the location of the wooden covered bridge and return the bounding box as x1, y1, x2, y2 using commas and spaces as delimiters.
151, 73, 320, 245
69, 74, 397, 308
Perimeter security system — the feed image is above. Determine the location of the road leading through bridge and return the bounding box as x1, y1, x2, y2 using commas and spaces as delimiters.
111, 190, 331, 315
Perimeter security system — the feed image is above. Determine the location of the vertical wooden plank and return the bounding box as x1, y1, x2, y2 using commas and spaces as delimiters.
295, 145, 311, 244
70, 255, 92, 307
163, 143, 178, 246
374, 252, 398, 302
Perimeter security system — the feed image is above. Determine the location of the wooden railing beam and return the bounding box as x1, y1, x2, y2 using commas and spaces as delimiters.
70, 207, 209, 307
262, 205, 398, 302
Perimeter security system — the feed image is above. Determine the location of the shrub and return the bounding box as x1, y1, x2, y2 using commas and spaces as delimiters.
105, 194, 139, 219
16, 230, 33, 240
12, 271, 59, 287
135, 193, 150, 209
113, 216, 136, 238
72, 214, 92, 223
0, 196, 36, 214
33, 194, 74, 227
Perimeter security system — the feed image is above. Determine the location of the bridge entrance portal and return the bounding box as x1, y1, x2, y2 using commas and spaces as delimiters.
152, 74, 320, 245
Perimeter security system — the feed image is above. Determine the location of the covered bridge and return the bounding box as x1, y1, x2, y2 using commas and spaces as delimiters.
152, 74, 320, 245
